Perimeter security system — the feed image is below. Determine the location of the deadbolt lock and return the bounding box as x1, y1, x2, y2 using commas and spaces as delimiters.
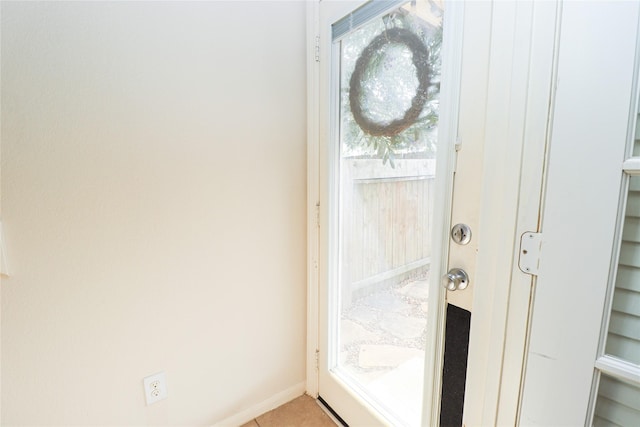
451, 223, 472, 245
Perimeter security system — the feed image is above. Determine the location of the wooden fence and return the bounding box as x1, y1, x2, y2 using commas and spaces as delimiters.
341, 158, 435, 301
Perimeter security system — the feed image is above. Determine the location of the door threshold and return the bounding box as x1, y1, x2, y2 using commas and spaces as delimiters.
317, 396, 349, 427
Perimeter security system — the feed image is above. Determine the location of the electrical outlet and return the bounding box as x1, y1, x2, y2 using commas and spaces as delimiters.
143, 372, 168, 405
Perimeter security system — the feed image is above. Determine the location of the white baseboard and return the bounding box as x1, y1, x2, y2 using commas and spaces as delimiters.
211, 381, 306, 427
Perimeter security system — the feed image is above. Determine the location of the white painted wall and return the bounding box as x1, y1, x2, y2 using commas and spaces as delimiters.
1, 1, 307, 425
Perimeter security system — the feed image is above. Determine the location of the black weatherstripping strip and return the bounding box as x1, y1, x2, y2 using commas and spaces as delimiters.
318, 396, 349, 427
440, 304, 472, 427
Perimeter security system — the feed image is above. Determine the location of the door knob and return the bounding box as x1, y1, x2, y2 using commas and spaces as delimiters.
442, 268, 469, 291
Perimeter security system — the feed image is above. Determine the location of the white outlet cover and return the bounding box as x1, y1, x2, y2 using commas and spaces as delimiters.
143, 372, 168, 405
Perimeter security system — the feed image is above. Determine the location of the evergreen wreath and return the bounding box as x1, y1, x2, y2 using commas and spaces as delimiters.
349, 27, 431, 137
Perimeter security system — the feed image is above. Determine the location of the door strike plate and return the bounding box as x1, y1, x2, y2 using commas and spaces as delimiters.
519, 232, 542, 275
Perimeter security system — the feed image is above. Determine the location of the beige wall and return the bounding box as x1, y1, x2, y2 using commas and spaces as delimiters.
1, 1, 307, 425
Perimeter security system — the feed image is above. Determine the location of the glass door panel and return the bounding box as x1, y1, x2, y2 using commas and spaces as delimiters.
331, 3, 442, 425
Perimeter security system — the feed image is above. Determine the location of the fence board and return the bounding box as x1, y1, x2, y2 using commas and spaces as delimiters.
341, 159, 435, 289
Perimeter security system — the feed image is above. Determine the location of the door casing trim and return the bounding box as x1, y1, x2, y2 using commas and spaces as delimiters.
306, 0, 321, 399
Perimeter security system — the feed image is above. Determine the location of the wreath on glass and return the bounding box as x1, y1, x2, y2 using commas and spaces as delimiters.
349, 27, 431, 137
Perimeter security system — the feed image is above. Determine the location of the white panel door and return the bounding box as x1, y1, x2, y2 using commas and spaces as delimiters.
520, 2, 640, 426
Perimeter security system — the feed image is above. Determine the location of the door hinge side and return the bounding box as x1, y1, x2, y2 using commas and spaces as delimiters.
316, 201, 320, 229
519, 232, 542, 276
315, 348, 320, 371
315, 35, 320, 62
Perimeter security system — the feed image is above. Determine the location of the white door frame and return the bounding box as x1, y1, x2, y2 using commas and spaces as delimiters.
306, 1, 560, 424
463, 2, 561, 425
306, 0, 321, 399
520, 2, 640, 425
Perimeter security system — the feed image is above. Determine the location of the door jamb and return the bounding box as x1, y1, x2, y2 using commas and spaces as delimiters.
462, 1, 560, 425
306, 0, 320, 398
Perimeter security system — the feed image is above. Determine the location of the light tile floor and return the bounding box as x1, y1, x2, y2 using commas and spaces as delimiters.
241, 395, 337, 427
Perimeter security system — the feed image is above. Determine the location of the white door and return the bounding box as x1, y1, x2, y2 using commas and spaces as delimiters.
312, 1, 559, 426
316, 1, 477, 425
520, 1, 640, 426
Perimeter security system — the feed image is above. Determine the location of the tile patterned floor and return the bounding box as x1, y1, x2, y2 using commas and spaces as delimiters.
241, 395, 337, 427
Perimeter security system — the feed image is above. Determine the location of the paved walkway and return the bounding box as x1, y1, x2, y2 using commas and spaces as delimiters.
339, 274, 430, 426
